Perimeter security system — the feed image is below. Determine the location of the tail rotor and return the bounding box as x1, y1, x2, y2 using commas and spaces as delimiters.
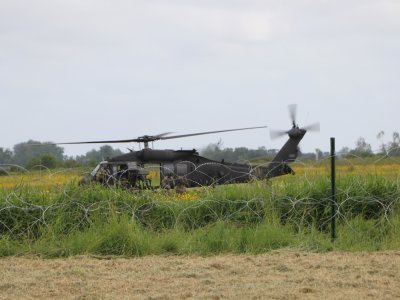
270, 104, 320, 140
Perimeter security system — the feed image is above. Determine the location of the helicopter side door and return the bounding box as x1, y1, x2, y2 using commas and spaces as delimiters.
160, 161, 192, 188
176, 162, 189, 176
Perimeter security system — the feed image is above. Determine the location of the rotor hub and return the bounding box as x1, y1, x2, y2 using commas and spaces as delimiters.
288, 127, 306, 139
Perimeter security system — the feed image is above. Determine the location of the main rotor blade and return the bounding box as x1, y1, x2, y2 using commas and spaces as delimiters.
303, 122, 320, 132
68, 132, 175, 144
48, 138, 143, 145
288, 104, 297, 127
154, 132, 174, 138
159, 126, 268, 141
44, 128, 267, 146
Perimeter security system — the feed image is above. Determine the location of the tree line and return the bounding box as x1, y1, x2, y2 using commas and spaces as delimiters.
200, 131, 400, 161
1, 131, 399, 170
0, 140, 122, 170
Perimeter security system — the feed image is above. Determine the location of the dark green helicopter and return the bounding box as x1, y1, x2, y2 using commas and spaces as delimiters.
55, 105, 319, 191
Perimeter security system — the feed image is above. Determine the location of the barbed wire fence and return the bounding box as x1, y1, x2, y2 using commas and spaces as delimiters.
1, 146, 400, 240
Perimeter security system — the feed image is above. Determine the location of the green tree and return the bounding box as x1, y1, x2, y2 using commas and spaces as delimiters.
0, 147, 13, 164
63, 158, 81, 168
76, 145, 123, 166
13, 140, 64, 167
315, 148, 324, 160
200, 142, 224, 161
375, 131, 400, 156
387, 132, 400, 156
376, 130, 386, 154
200, 143, 276, 162
27, 154, 59, 170
350, 137, 373, 157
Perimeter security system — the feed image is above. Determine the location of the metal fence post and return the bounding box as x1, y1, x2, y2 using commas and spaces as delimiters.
330, 137, 337, 241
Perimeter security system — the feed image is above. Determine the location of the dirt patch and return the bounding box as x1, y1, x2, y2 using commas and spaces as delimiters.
0, 250, 399, 299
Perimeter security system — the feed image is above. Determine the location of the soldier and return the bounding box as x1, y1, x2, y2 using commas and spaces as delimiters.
161, 174, 175, 191
175, 176, 188, 194
96, 165, 110, 185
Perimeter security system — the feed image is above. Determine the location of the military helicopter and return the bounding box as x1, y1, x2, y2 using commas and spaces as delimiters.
54, 105, 319, 191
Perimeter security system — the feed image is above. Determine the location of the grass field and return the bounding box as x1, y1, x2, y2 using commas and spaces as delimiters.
0, 159, 399, 257
1, 251, 399, 299
0, 159, 399, 299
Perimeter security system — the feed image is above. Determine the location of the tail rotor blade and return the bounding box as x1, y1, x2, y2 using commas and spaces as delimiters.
270, 129, 288, 140
288, 104, 297, 127
303, 122, 320, 132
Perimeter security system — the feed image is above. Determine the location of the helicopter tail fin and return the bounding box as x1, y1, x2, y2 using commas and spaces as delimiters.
264, 133, 304, 179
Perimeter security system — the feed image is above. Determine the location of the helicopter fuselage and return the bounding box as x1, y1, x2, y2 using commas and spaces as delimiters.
56, 105, 316, 191
82, 131, 303, 190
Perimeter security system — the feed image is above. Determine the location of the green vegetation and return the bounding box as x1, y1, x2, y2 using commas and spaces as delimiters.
0, 171, 399, 257
0, 142, 122, 169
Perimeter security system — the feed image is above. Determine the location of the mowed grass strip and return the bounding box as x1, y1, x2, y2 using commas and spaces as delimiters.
0, 251, 399, 299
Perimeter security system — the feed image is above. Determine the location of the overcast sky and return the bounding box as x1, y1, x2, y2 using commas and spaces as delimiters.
1, 0, 399, 157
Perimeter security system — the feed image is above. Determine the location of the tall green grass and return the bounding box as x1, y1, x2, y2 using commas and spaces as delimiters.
0, 174, 399, 257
